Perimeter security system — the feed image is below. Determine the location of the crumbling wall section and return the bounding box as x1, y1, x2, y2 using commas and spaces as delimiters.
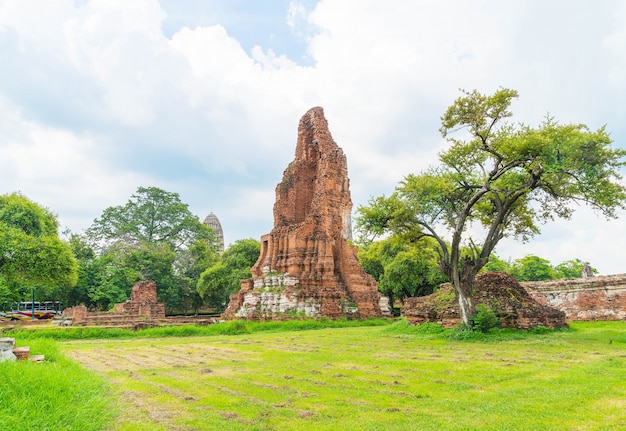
116, 280, 165, 318
403, 272, 568, 329
523, 274, 626, 321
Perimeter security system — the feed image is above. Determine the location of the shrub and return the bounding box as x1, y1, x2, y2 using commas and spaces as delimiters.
470, 303, 501, 333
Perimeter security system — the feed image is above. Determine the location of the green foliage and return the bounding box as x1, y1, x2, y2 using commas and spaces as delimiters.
86, 186, 213, 251
510, 255, 556, 281
358, 236, 447, 309
469, 303, 501, 333
197, 238, 260, 310
356, 88, 626, 325
482, 254, 513, 273
0, 276, 18, 310
197, 263, 232, 308
381, 249, 446, 298
0, 192, 58, 237
480, 254, 598, 282
78, 187, 220, 313
554, 259, 597, 279
358, 236, 406, 282
0, 193, 77, 304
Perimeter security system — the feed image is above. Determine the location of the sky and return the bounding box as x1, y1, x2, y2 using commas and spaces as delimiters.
1, 0, 625, 275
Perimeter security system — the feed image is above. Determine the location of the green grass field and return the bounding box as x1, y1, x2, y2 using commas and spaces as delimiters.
2, 320, 625, 430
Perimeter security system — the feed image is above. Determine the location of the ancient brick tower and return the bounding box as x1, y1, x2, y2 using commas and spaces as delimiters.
224, 107, 389, 320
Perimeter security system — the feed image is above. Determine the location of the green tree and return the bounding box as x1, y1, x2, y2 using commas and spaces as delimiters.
197, 239, 260, 310
481, 254, 597, 281
0, 193, 77, 304
358, 237, 406, 282
85, 187, 218, 312
555, 259, 597, 279
174, 239, 221, 314
510, 255, 556, 281
87, 186, 213, 251
482, 254, 513, 273
0, 276, 18, 311
65, 233, 97, 308
358, 236, 446, 310
380, 249, 446, 301
356, 88, 626, 326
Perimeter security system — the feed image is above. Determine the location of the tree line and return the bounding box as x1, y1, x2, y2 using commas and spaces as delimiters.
356, 233, 597, 312
0, 187, 258, 314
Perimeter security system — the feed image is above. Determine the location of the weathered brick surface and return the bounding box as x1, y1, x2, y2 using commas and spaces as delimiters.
403, 272, 568, 329
64, 280, 165, 327
523, 274, 626, 320
224, 107, 389, 320
116, 280, 165, 318
63, 304, 88, 324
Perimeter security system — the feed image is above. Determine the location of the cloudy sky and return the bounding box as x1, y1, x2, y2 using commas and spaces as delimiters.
1, 0, 625, 274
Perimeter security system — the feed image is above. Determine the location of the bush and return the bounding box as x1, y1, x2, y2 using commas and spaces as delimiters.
470, 303, 501, 333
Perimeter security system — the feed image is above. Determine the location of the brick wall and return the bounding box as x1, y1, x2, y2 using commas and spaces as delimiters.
523, 274, 626, 320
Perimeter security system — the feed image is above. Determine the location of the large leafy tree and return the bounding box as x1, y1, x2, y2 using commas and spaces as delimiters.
357, 88, 626, 326
87, 186, 212, 251
84, 187, 218, 312
510, 255, 556, 282
0, 193, 77, 304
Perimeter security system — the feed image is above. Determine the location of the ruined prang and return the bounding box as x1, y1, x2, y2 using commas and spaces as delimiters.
223, 107, 389, 319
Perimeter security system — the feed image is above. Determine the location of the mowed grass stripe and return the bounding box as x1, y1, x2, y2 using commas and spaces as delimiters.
59, 322, 626, 430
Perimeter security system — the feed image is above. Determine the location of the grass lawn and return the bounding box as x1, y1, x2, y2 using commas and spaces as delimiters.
0, 338, 115, 431
1, 320, 625, 430
51, 320, 626, 431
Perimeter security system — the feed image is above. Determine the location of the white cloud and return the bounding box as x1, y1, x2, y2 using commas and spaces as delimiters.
0, 98, 151, 231
0, 0, 625, 274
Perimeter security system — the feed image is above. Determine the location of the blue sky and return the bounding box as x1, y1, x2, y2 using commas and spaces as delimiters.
1, 0, 626, 274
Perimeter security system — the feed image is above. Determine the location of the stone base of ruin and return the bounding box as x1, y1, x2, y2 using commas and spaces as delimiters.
403, 272, 568, 329
224, 264, 390, 321
62, 280, 218, 328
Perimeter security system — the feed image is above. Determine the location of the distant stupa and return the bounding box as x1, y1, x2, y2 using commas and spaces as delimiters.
203, 212, 224, 253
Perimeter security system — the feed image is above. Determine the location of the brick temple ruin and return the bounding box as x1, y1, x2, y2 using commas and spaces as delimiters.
403, 272, 568, 329
64, 280, 165, 327
63, 280, 216, 328
224, 107, 390, 320
403, 271, 626, 328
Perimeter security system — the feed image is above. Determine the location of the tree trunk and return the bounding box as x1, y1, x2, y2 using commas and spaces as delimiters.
450, 258, 482, 326
449, 268, 472, 326
456, 292, 474, 327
